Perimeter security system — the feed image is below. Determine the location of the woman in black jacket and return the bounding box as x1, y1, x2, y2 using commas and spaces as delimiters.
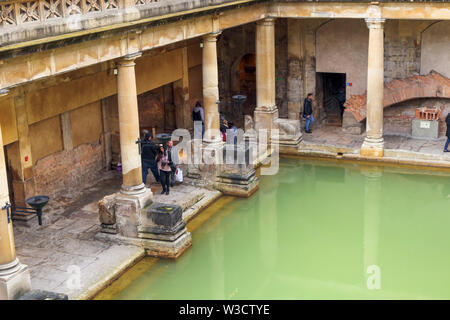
444, 113, 450, 152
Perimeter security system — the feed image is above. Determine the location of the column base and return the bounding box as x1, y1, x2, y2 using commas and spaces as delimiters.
360, 138, 384, 158
0, 258, 31, 300
120, 183, 147, 196
272, 118, 303, 155
254, 107, 279, 133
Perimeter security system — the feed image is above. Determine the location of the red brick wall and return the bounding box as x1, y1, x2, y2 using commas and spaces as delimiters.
33, 142, 104, 198
383, 98, 450, 137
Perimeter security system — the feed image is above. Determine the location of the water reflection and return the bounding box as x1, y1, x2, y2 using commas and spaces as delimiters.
361, 166, 383, 283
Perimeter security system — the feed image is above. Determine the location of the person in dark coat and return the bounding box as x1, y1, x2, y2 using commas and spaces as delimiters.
444, 113, 450, 152
303, 93, 314, 133
141, 130, 160, 184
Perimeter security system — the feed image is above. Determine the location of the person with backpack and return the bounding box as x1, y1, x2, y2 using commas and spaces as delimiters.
141, 130, 160, 185
192, 101, 205, 138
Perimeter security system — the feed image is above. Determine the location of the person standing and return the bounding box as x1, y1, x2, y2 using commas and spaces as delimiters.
303, 93, 314, 133
157, 145, 172, 195
167, 140, 177, 187
192, 101, 205, 138
444, 112, 450, 153
141, 130, 160, 185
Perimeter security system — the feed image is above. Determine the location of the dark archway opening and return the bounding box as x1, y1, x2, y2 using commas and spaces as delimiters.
229, 53, 256, 127
320, 72, 346, 126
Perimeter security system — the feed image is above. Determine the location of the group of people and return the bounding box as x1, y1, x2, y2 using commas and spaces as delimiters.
140, 130, 177, 195
191, 100, 238, 143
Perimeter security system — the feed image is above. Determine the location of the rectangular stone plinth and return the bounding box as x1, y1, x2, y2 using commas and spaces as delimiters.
254, 108, 279, 133
143, 232, 192, 259
137, 202, 192, 258
0, 263, 31, 300
412, 119, 439, 139
215, 179, 259, 198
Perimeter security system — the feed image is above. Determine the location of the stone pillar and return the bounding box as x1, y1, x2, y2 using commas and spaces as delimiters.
0, 123, 31, 300
202, 32, 222, 147
99, 52, 153, 239
254, 18, 278, 133
361, 18, 385, 158
287, 19, 303, 120
116, 52, 145, 195
12, 93, 35, 207
174, 46, 191, 131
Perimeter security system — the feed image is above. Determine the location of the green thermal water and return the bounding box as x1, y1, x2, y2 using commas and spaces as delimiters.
109, 158, 450, 299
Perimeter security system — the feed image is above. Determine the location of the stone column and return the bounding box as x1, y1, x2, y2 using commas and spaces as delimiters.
361, 18, 385, 158
254, 18, 278, 134
287, 19, 303, 120
0, 123, 31, 300
202, 32, 222, 147
116, 52, 145, 194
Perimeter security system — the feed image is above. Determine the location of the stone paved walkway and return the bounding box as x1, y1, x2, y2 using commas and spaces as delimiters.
13, 172, 220, 299
300, 125, 450, 162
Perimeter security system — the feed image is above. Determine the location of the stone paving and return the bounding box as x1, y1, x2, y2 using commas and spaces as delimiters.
301, 125, 450, 161
13, 171, 220, 299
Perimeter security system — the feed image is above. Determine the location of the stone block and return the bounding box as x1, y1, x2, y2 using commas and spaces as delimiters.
98, 193, 116, 225
18, 290, 68, 300
342, 110, 365, 135
0, 261, 31, 300
411, 119, 439, 139
138, 203, 191, 258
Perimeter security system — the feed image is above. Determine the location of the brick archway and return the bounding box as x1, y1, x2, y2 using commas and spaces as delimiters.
344, 71, 450, 122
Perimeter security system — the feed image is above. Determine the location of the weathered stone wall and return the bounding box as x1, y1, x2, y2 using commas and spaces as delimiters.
421, 21, 450, 78
275, 19, 289, 118
33, 142, 104, 198
384, 20, 423, 83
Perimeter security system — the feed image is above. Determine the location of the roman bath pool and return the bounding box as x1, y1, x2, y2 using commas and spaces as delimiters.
95, 158, 450, 300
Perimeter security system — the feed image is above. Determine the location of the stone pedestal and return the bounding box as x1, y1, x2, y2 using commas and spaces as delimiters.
342, 110, 365, 135
98, 188, 153, 238
272, 118, 303, 154
18, 289, 68, 300
254, 108, 279, 134
0, 258, 31, 300
215, 145, 259, 198
412, 119, 439, 139
138, 203, 192, 258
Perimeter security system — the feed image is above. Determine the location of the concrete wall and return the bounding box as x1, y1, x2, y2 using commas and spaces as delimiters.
421, 21, 450, 78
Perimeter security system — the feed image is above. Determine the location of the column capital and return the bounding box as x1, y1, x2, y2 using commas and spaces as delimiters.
257, 17, 275, 27
365, 18, 385, 29
203, 31, 222, 42
117, 52, 142, 67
